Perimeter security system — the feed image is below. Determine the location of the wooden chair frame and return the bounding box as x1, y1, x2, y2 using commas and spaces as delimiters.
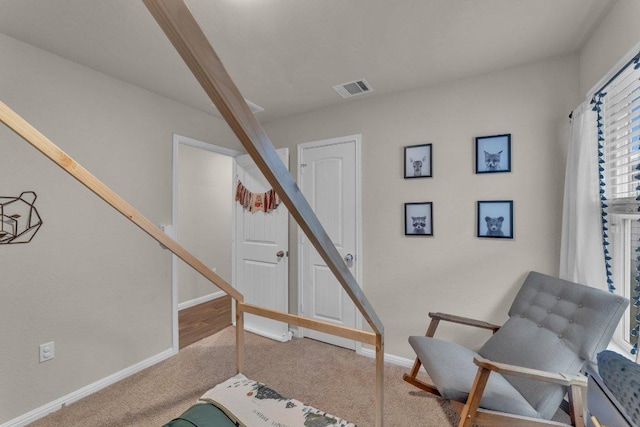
0, 1, 384, 425
403, 312, 587, 427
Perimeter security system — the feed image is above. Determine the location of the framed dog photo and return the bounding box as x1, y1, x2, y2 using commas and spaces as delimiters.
404, 143, 432, 178
477, 200, 513, 239
404, 202, 433, 236
475, 134, 511, 174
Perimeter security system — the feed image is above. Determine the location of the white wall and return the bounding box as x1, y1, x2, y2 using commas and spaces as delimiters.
579, 0, 640, 96
265, 54, 581, 359
0, 33, 239, 424
177, 144, 233, 303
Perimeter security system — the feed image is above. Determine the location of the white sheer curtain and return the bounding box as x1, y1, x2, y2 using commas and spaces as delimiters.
559, 100, 608, 291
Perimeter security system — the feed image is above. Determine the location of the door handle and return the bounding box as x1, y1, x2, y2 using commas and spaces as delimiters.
276, 250, 286, 259
344, 254, 354, 264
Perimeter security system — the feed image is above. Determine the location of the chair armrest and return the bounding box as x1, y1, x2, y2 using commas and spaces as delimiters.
473, 357, 588, 388
429, 312, 501, 333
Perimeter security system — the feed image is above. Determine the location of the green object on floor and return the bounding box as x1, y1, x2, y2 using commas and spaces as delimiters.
163, 402, 238, 427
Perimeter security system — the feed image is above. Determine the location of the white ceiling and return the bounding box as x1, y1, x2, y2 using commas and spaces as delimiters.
0, 0, 615, 123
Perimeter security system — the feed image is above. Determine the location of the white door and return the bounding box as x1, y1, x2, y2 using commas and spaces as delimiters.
298, 135, 361, 350
233, 149, 290, 342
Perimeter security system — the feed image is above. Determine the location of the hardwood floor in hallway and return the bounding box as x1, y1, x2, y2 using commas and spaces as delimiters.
178, 295, 232, 349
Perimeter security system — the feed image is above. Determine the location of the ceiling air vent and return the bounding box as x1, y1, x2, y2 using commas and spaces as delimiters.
209, 99, 264, 116
332, 78, 373, 98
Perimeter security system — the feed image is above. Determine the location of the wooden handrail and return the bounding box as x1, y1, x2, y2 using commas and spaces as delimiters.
238, 302, 377, 345
0, 100, 242, 303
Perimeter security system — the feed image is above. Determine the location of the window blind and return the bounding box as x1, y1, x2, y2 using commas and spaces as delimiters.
595, 51, 640, 355
601, 55, 640, 213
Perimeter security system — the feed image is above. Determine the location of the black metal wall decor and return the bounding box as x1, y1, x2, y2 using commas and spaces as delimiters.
0, 191, 43, 244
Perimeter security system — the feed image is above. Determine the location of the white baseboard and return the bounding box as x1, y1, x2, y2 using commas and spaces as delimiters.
291, 332, 420, 371
243, 324, 293, 343
358, 348, 423, 371
178, 290, 225, 311
1, 348, 175, 427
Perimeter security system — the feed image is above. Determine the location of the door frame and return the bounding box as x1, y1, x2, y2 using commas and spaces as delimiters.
171, 134, 241, 353
296, 134, 363, 352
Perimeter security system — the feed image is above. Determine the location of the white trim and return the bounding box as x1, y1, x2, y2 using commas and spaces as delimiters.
231, 320, 297, 344
172, 136, 179, 353
178, 290, 226, 311
1, 348, 174, 427
587, 39, 640, 99
243, 324, 293, 343
174, 134, 242, 158
604, 214, 640, 363
231, 159, 237, 305
354, 136, 363, 353
296, 134, 363, 351
298, 134, 361, 150
295, 140, 304, 341
172, 134, 242, 352
358, 348, 425, 372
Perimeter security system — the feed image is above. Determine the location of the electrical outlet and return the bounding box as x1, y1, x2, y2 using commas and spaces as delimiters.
39, 341, 54, 363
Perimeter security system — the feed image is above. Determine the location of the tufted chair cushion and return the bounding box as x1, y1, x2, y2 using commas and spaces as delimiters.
410, 336, 540, 417
480, 271, 627, 419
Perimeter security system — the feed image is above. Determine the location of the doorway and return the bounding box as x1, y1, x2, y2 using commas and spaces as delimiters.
172, 134, 241, 352
297, 135, 362, 350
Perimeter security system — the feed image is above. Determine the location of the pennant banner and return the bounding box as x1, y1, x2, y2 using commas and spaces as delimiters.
235, 180, 281, 213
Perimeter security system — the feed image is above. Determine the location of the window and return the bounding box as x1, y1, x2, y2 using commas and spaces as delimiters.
609, 216, 640, 351
598, 53, 640, 354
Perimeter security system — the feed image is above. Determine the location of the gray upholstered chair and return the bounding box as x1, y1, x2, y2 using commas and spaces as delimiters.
403, 271, 628, 427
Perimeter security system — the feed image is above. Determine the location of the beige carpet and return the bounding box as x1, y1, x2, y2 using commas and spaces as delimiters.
28, 326, 461, 427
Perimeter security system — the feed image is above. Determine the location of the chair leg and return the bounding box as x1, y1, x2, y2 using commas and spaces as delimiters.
403, 318, 441, 388
402, 371, 441, 395
408, 355, 423, 380
403, 355, 441, 395
568, 384, 586, 427
458, 366, 491, 427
